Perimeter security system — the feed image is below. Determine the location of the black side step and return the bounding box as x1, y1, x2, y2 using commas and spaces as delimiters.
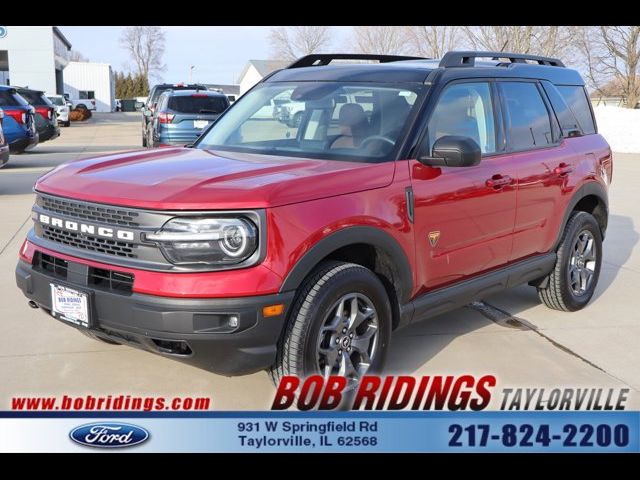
402, 253, 556, 326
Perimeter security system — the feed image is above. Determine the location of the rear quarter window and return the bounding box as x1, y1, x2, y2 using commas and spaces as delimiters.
557, 85, 596, 135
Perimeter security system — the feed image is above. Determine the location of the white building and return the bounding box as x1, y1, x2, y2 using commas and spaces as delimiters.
238, 60, 288, 96
0, 25, 71, 94
63, 62, 115, 112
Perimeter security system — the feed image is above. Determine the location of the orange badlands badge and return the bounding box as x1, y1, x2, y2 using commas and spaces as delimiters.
428, 231, 440, 247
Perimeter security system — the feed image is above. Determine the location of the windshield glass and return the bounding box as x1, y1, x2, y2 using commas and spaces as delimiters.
197, 82, 423, 162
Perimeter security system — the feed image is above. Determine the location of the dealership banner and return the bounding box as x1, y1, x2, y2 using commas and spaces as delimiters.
0, 411, 638, 452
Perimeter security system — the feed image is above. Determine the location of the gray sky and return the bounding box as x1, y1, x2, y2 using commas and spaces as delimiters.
59, 26, 352, 85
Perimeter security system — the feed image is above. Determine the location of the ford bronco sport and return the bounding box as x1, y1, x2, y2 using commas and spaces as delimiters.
16, 52, 612, 384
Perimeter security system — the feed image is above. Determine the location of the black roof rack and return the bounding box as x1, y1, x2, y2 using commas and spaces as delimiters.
439, 51, 565, 68
287, 54, 427, 69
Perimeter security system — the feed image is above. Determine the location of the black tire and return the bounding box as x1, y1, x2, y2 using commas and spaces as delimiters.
269, 261, 392, 386
79, 329, 121, 345
537, 211, 603, 311
64, 121, 70, 128
76, 104, 87, 111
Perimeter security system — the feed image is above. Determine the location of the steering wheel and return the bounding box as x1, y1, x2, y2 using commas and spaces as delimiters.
359, 135, 395, 149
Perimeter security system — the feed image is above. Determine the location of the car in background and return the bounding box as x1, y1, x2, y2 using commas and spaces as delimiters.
17, 88, 60, 143
273, 99, 306, 127
47, 95, 71, 127
114, 99, 122, 112
226, 94, 237, 104
64, 93, 96, 111
142, 83, 207, 147
148, 89, 229, 148
0, 109, 9, 167
0, 86, 38, 153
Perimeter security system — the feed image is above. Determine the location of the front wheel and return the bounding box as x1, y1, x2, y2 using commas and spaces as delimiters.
269, 261, 392, 386
537, 211, 602, 311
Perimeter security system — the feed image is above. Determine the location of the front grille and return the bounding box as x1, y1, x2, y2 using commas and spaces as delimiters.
42, 225, 136, 258
34, 251, 134, 295
40, 195, 140, 227
89, 268, 134, 294
35, 252, 68, 279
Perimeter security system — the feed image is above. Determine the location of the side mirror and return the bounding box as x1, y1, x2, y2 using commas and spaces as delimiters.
419, 135, 481, 168
143, 109, 152, 117
135, 101, 144, 110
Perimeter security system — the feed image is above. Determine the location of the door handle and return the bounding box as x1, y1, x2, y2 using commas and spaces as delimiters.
554, 163, 574, 176
486, 174, 513, 189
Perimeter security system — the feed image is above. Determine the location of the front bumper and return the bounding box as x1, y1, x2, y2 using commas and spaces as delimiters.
16, 258, 295, 376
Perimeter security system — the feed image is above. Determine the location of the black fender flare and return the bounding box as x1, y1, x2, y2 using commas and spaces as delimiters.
553, 181, 609, 250
279, 226, 414, 304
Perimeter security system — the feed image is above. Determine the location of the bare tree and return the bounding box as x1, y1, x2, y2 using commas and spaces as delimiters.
350, 26, 410, 55
406, 26, 461, 58
269, 26, 332, 61
462, 26, 575, 58
69, 50, 89, 62
575, 26, 640, 108
119, 26, 166, 81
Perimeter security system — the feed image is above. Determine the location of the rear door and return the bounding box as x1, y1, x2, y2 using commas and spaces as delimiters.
497, 80, 574, 260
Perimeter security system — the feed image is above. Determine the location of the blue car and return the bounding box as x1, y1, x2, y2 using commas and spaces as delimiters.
148, 89, 229, 148
0, 86, 38, 153
0, 109, 9, 167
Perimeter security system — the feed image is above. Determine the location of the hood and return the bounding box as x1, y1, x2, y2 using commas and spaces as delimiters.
35, 147, 396, 210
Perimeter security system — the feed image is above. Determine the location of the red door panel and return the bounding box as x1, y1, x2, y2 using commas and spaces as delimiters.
410, 157, 517, 295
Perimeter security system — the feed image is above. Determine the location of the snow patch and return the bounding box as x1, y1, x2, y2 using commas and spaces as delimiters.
593, 106, 640, 153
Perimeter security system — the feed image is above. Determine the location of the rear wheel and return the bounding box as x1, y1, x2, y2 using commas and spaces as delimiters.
537, 211, 602, 311
269, 261, 391, 387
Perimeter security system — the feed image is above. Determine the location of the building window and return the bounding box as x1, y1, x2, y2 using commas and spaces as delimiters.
79, 91, 95, 100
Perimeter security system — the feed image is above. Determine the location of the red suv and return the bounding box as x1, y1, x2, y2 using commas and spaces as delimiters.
16, 52, 612, 384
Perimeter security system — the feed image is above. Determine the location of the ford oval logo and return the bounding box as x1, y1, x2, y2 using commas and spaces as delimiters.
69, 422, 150, 448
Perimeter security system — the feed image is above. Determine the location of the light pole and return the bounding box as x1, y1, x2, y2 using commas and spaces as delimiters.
189, 65, 195, 83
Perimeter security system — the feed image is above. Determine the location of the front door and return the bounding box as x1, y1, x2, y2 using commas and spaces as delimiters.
410, 81, 517, 294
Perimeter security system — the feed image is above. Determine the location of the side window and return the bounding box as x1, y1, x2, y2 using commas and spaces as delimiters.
501, 82, 554, 150
428, 82, 496, 154
540, 81, 581, 136
557, 85, 596, 135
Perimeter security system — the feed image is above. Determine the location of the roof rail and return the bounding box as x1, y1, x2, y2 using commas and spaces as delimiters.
439, 51, 565, 68
287, 54, 427, 69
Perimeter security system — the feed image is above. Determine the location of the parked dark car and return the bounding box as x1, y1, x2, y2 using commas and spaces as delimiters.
0, 109, 9, 167
0, 86, 38, 153
148, 89, 229, 147
16, 87, 60, 143
142, 83, 207, 147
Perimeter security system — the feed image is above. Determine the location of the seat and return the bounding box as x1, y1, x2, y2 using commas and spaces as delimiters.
330, 103, 370, 149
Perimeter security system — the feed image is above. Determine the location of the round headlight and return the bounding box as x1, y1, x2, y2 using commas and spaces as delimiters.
221, 222, 249, 257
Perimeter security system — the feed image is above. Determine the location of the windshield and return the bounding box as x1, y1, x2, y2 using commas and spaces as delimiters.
48, 96, 64, 106
196, 82, 423, 162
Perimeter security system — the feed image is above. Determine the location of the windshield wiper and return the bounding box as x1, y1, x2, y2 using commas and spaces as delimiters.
199, 109, 221, 114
